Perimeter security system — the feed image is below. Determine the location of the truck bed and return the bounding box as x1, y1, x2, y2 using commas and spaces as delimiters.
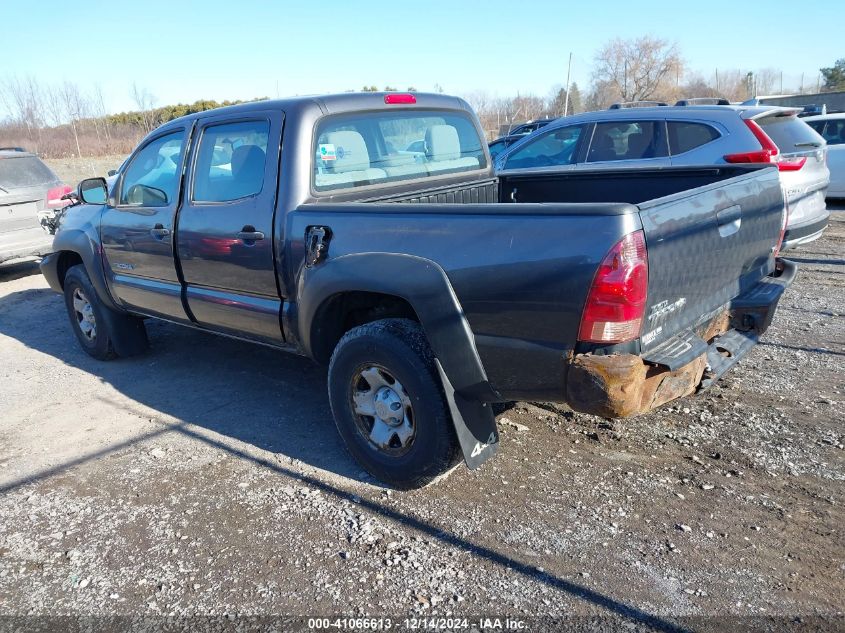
291, 165, 785, 403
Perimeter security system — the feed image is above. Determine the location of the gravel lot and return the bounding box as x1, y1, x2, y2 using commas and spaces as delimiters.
0, 205, 842, 631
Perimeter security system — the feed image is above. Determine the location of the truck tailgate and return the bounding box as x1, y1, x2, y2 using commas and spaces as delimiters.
636, 165, 784, 356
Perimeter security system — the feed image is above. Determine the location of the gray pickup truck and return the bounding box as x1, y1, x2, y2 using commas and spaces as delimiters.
40, 92, 795, 488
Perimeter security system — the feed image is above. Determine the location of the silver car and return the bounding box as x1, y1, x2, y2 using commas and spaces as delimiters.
495, 105, 830, 249
804, 113, 845, 199
0, 150, 70, 265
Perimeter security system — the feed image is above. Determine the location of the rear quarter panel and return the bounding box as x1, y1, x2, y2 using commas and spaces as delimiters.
288, 204, 640, 400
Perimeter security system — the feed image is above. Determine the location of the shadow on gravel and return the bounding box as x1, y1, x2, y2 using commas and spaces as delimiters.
759, 341, 845, 357
0, 288, 690, 633
786, 257, 845, 266
0, 259, 42, 283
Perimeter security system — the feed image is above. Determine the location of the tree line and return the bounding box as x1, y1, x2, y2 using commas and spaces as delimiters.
0, 77, 265, 159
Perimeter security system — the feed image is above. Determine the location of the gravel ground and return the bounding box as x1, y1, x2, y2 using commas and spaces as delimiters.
0, 205, 842, 632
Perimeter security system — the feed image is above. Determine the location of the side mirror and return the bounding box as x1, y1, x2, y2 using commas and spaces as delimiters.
78, 177, 108, 205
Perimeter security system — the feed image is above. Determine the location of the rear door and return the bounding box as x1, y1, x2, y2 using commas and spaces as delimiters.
580, 119, 671, 170
176, 110, 284, 343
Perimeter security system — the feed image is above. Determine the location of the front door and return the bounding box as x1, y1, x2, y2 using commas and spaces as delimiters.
176, 111, 284, 343
101, 127, 189, 320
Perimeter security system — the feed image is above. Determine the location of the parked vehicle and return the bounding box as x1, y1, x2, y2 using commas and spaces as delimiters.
488, 134, 523, 160
41, 92, 794, 488
489, 119, 557, 160
804, 113, 845, 198
0, 149, 72, 265
494, 105, 829, 249
505, 118, 556, 136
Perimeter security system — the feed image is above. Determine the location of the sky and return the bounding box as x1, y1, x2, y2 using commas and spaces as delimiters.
2, 0, 839, 116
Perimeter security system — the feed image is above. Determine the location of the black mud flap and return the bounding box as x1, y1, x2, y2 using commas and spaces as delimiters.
435, 360, 499, 470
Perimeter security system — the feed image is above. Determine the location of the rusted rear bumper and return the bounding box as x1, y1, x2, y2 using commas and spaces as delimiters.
565, 258, 797, 418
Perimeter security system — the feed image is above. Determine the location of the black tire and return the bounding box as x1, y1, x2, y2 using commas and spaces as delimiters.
328, 318, 461, 489
63, 265, 148, 360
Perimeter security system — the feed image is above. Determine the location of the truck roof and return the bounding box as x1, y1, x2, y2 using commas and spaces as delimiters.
162, 92, 473, 127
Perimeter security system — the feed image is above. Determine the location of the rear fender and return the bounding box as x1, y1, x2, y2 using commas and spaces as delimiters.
297, 253, 500, 469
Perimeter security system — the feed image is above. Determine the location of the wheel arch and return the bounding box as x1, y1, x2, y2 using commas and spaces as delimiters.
297, 253, 496, 402
50, 229, 121, 311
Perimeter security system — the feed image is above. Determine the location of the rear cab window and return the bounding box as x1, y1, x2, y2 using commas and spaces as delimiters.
756, 114, 824, 153
0, 156, 58, 189
313, 110, 487, 193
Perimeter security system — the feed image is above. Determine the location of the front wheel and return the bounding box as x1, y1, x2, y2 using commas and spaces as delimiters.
327, 319, 460, 489
63, 265, 148, 360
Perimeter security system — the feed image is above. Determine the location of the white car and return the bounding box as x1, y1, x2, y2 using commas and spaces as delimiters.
805, 113, 845, 198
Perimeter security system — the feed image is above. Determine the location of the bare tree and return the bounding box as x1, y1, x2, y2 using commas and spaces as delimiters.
59, 82, 89, 158
592, 36, 682, 103
0, 75, 45, 144
585, 79, 620, 111
754, 68, 780, 95
92, 84, 111, 146
131, 82, 158, 133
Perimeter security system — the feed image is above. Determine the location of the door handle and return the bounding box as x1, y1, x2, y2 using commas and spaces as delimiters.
237, 226, 265, 242
150, 224, 170, 239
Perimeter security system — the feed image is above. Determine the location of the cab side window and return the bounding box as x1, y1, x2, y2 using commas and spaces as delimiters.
503, 125, 584, 170
119, 131, 185, 207
587, 121, 667, 162
193, 120, 270, 202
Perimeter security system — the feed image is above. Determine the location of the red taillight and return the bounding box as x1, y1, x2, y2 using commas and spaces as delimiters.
724, 119, 805, 171
46, 184, 73, 209
384, 93, 416, 104
777, 156, 807, 171
724, 149, 774, 164
578, 230, 649, 344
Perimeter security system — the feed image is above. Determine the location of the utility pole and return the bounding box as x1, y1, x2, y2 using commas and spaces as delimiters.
715, 68, 719, 93
800, 72, 804, 93
780, 71, 783, 94
563, 52, 573, 116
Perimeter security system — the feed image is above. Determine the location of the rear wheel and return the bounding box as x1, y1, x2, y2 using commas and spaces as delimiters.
63, 265, 147, 360
328, 318, 460, 489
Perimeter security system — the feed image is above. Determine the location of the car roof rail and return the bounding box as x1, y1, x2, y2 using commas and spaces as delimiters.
608, 101, 669, 109
674, 97, 731, 106
0, 146, 27, 152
